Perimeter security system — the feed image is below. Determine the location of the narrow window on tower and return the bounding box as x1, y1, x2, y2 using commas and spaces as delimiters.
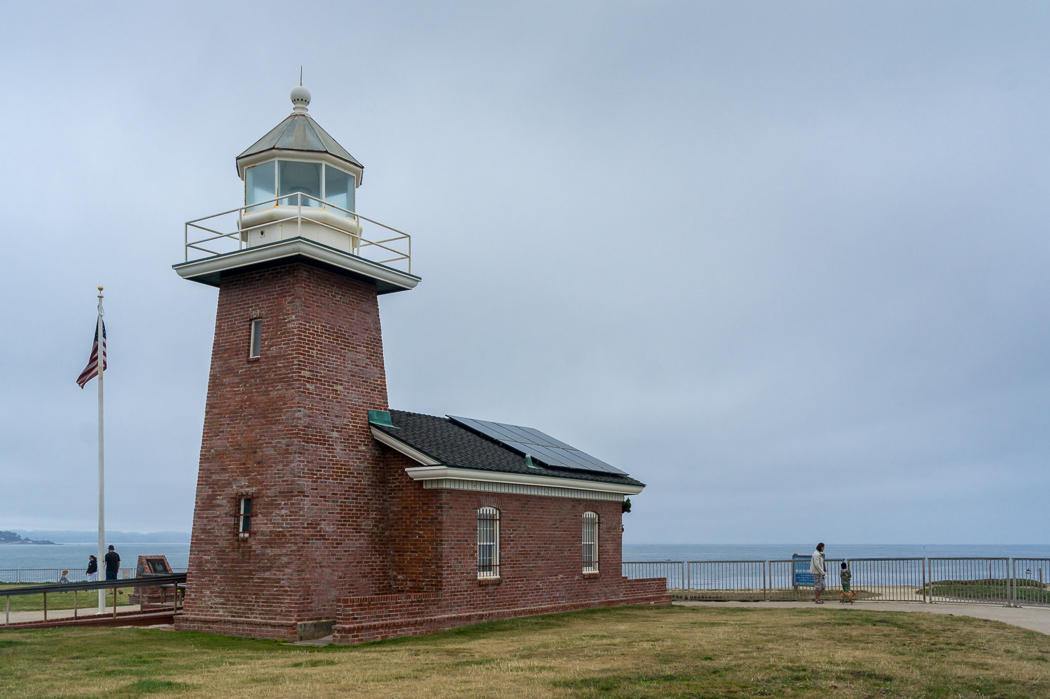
582, 512, 599, 573
249, 319, 262, 359
238, 498, 252, 540
477, 507, 500, 579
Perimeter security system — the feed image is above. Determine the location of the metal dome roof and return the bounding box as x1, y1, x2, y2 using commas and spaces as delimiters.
236, 111, 363, 173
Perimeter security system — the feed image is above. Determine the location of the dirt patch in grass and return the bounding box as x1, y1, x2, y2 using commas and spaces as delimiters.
1, 606, 1048, 697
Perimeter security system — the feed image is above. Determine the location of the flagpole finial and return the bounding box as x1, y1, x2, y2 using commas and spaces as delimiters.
98, 286, 103, 292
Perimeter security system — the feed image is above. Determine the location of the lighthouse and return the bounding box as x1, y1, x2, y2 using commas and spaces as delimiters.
174, 86, 659, 645
174, 86, 419, 641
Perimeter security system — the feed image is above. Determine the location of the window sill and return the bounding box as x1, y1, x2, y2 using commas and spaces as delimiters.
477, 576, 502, 586
247, 356, 261, 363
583, 570, 600, 577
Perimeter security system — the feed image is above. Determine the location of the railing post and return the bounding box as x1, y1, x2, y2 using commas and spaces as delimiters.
763, 561, 768, 602
5, 595, 8, 625
43, 591, 47, 622
74, 590, 78, 620
297, 193, 302, 238
922, 559, 927, 604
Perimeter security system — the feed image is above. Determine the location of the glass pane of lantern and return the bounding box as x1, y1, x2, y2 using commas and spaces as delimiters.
245, 161, 276, 211
278, 160, 321, 206
324, 165, 354, 214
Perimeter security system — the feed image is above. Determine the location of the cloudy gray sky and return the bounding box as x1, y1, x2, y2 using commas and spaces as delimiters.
1, 2, 1047, 544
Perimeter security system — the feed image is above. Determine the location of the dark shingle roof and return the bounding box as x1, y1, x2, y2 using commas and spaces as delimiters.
374, 410, 644, 488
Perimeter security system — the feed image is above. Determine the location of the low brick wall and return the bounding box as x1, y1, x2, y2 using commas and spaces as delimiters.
333, 578, 671, 645
623, 577, 670, 600
175, 614, 301, 642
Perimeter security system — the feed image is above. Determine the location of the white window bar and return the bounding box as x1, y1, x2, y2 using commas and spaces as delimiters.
477, 507, 500, 579
582, 512, 599, 573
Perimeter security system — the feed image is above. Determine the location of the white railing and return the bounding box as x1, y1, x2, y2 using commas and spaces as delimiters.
184, 193, 411, 274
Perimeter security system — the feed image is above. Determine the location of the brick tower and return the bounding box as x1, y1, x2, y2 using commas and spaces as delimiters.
173, 86, 419, 641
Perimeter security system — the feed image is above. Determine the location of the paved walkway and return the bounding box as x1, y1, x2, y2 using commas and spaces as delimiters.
674, 600, 1050, 635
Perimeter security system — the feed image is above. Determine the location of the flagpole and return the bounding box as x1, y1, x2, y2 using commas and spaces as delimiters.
97, 287, 105, 614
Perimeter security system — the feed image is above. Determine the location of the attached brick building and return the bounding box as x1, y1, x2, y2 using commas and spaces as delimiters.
173, 86, 667, 643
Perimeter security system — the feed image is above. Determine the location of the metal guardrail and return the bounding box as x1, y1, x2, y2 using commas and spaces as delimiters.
684, 560, 767, 601
2, 573, 187, 625
624, 558, 1050, 607
927, 558, 1012, 605
184, 192, 412, 273
0, 568, 187, 584
1013, 559, 1050, 606
622, 561, 686, 590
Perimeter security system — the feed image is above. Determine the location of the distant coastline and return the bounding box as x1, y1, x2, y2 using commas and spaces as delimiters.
0, 531, 55, 545
5, 530, 191, 545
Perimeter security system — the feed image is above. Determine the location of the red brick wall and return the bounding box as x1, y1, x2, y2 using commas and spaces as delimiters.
384, 451, 442, 593
435, 489, 627, 610
335, 455, 671, 644
178, 262, 392, 637
176, 259, 665, 643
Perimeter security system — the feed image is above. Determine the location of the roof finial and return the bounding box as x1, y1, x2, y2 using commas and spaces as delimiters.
290, 75, 311, 115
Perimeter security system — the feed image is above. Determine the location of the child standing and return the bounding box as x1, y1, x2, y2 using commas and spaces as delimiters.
839, 561, 854, 604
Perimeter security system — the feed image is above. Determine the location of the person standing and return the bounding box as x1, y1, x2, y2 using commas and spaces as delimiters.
86, 555, 98, 582
811, 543, 826, 604
839, 561, 854, 604
104, 545, 121, 581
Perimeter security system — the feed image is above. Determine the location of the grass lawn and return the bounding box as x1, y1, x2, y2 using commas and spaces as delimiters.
2, 605, 1049, 698
928, 580, 1050, 604
0, 584, 135, 612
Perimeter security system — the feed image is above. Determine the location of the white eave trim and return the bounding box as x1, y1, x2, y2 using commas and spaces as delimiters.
371, 426, 440, 465
173, 237, 420, 291
403, 465, 644, 496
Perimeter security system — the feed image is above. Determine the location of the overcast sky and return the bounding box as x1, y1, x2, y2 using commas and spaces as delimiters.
1, 2, 1047, 544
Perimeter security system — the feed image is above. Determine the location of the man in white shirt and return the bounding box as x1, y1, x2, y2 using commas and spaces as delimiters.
810, 543, 826, 604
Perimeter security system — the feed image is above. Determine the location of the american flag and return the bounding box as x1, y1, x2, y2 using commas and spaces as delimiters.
76, 321, 107, 388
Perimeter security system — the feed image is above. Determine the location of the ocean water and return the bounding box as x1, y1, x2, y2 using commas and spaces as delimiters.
0, 543, 191, 574
623, 544, 1050, 562
4, 542, 1049, 575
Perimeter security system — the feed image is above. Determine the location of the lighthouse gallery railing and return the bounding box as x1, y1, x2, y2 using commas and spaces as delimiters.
184, 192, 411, 274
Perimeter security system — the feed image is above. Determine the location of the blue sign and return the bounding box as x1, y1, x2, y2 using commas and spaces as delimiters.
793, 555, 815, 587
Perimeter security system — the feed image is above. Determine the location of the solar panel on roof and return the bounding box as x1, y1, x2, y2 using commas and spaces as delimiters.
447, 416, 627, 476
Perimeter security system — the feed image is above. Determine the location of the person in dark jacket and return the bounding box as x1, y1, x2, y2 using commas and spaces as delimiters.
86, 555, 98, 583
104, 546, 120, 581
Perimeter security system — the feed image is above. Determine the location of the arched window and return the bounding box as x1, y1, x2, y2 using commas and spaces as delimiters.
582, 512, 599, 572
477, 507, 500, 579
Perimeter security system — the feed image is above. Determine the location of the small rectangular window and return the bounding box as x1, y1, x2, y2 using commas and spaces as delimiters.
249, 319, 262, 358
238, 498, 252, 538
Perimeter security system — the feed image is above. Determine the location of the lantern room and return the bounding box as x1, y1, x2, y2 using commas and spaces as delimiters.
174, 85, 418, 295
235, 86, 364, 254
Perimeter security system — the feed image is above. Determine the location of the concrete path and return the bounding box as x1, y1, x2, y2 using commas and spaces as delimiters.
674, 600, 1050, 635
